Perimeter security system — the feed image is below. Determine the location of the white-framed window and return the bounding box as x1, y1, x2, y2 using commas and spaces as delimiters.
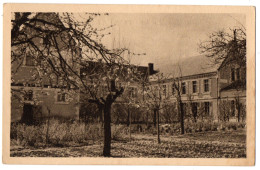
181, 82, 186, 94
192, 81, 197, 93
203, 79, 209, 92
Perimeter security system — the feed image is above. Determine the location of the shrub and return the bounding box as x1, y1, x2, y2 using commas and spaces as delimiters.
11, 123, 45, 147
10, 119, 104, 147
111, 124, 127, 141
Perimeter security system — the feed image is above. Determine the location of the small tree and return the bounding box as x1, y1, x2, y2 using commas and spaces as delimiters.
142, 73, 173, 143
169, 64, 186, 134
218, 100, 232, 122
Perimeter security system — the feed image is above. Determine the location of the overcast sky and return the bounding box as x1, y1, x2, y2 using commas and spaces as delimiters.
91, 13, 245, 72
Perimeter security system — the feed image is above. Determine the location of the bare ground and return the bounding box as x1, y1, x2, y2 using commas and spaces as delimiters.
10, 129, 246, 158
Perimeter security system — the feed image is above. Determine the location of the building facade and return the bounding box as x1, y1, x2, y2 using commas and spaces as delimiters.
11, 55, 80, 123
149, 55, 246, 122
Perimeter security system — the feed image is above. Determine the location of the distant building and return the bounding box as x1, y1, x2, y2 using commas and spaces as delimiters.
149, 55, 246, 122
11, 12, 80, 123
11, 55, 80, 123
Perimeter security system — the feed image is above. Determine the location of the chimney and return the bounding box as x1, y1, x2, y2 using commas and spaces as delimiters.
148, 63, 154, 75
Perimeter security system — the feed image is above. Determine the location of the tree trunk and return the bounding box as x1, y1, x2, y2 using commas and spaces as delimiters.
153, 109, 157, 127
237, 104, 241, 122
127, 106, 130, 126
179, 101, 185, 134
129, 107, 132, 141
98, 105, 103, 126
103, 102, 112, 157
146, 111, 149, 127
236, 98, 241, 123
156, 109, 161, 144
45, 107, 51, 145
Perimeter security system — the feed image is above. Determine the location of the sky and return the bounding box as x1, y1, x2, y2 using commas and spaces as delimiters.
91, 13, 245, 73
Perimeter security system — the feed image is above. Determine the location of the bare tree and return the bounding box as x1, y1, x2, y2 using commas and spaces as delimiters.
142, 73, 173, 143
169, 64, 187, 135
199, 27, 246, 68
199, 26, 246, 123
11, 12, 137, 157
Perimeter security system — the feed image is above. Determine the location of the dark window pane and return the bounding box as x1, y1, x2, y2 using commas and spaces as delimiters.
236, 68, 240, 80
25, 55, 35, 66
192, 81, 197, 93
57, 92, 66, 102
172, 83, 175, 95
204, 102, 210, 115
204, 79, 209, 92
231, 68, 235, 81
24, 90, 33, 101
163, 85, 167, 97
181, 82, 186, 94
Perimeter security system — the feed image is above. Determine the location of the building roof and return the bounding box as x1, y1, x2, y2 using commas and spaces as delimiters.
162, 55, 220, 78
220, 80, 246, 92
80, 61, 157, 81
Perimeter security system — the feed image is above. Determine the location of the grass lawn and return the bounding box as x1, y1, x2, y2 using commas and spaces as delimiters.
10, 128, 246, 158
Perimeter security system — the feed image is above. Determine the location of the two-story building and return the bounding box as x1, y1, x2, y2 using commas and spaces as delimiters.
149, 55, 246, 122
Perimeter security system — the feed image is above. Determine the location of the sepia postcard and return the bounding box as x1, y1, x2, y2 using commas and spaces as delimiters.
2, 3, 255, 165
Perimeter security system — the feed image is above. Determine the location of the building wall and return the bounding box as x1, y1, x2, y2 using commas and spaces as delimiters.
218, 62, 246, 122
11, 86, 80, 122
147, 73, 219, 121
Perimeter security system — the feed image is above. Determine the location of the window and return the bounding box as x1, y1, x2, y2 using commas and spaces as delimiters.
204, 79, 209, 92
181, 82, 186, 94
129, 87, 137, 98
231, 68, 235, 81
172, 83, 175, 95
236, 68, 240, 80
154, 86, 159, 97
231, 100, 235, 117
162, 85, 167, 97
57, 92, 67, 102
192, 102, 198, 118
192, 81, 197, 93
24, 90, 33, 101
25, 55, 35, 66
204, 102, 210, 115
